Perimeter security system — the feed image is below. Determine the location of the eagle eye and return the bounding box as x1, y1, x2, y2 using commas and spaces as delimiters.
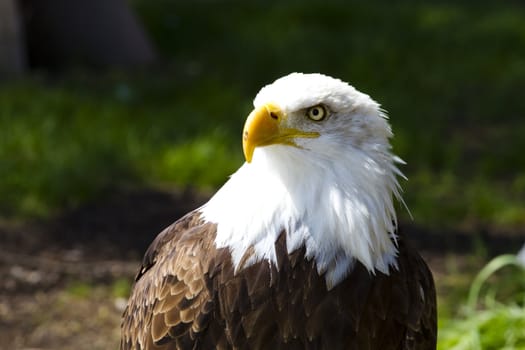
306, 105, 327, 121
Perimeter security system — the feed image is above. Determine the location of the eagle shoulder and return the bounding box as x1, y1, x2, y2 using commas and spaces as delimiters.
121, 211, 224, 350
395, 238, 437, 349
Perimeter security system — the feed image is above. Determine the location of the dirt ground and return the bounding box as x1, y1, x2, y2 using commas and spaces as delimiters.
1, 188, 522, 350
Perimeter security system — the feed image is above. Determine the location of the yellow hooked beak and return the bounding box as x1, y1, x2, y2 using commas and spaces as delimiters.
242, 103, 320, 163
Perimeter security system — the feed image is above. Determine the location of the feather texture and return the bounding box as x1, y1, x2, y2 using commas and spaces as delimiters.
120, 211, 436, 350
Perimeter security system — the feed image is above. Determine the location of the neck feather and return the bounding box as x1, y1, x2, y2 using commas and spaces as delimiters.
199, 145, 404, 289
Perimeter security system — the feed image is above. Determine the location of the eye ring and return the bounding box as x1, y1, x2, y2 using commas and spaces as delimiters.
306, 105, 327, 121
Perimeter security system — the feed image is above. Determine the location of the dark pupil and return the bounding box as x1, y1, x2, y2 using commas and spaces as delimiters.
312, 108, 319, 116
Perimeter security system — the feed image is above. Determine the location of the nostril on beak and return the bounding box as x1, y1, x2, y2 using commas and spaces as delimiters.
270, 112, 279, 120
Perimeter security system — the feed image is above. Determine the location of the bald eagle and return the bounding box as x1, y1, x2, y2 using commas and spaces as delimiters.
121, 73, 437, 350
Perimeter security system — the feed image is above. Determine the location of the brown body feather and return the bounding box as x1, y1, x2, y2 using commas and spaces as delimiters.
121, 211, 437, 350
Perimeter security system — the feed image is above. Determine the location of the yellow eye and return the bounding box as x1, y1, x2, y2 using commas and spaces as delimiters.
306, 105, 326, 121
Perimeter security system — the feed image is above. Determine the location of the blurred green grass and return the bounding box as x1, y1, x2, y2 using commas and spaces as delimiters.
438, 255, 525, 349
2, 0, 525, 225
3, 2, 524, 347
0, 78, 244, 216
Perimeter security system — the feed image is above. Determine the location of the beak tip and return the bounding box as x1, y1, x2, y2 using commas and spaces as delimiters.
243, 142, 254, 163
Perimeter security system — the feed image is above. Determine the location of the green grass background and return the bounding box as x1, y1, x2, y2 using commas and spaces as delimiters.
1, 0, 525, 348
3, 1, 525, 225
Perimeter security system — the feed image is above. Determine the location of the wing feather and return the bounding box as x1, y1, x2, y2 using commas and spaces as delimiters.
121, 212, 436, 350
121, 211, 219, 350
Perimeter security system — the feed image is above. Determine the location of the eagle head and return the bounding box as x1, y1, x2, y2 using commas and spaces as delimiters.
243, 72, 393, 166
201, 73, 405, 289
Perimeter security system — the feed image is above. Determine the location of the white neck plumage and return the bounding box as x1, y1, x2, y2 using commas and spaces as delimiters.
200, 143, 405, 289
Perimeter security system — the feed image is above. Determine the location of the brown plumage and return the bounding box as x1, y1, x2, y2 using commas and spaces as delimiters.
121, 211, 436, 350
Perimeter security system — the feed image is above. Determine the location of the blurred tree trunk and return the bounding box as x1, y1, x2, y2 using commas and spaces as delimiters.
0, 0, 27, 78
22, 0, 156, 69
0, 0, 156, 73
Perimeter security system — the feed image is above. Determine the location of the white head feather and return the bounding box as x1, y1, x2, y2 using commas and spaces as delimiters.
200, 73, 406, 289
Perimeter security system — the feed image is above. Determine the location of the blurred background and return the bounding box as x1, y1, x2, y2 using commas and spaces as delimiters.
1, 0, 524, 349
